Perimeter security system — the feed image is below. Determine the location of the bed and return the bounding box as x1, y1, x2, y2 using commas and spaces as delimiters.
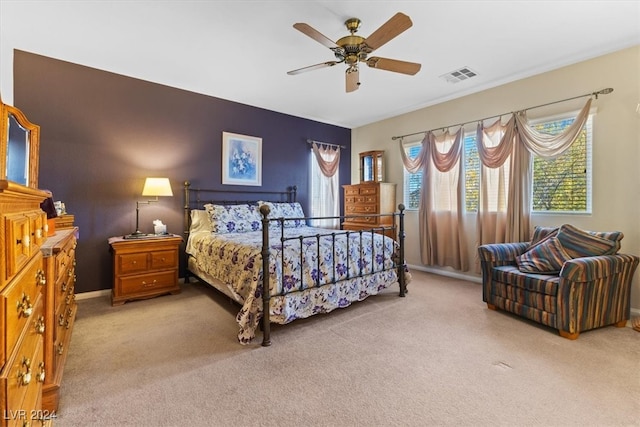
183, 182, 408, 346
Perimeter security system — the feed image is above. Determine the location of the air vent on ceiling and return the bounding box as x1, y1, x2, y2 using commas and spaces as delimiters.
440, 66, 478, 84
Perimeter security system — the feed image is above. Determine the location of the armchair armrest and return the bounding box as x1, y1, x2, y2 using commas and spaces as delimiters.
560, 254, 640, 282
478, 242, 530, 263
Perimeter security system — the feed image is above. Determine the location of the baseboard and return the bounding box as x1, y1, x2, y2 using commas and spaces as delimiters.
75, 289, 111, 300
407, 264, 482, 284
75, 278, 189, 300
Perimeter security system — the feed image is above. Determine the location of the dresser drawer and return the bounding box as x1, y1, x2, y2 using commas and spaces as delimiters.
358, 185, 379, 196
0, 296, 44, 419
54, 257, 75, 314
348, 204, 378, 214
1, 254, 44, 367
117, 270, 177, 296
26, 210, 47, 253
346, 215, 378, 224
54, 304, 76, 371
344, 187, 360, 196
4, 213, 32, 282
150, 249, 178, 270
117, 252, 149, 275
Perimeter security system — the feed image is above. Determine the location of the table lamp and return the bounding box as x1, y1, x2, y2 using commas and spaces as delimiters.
126, 177, 173, 238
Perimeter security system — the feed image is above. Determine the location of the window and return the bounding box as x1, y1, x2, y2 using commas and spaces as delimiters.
309, 149, 339, 227
530, 115, 592, 213
402, 113, 593, 213
403, 144, 422, 210
402, 135, 479, 212
464, 134, 479, 212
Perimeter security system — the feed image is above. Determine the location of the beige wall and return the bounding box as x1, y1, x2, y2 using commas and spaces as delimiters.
352, 46, 640, 312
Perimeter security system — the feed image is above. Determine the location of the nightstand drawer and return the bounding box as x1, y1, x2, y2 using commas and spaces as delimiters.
118, 271, 177, 295
150, 250, 177, 270
117, 252, 149, 274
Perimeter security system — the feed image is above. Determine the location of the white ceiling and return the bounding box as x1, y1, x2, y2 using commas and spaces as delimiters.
1, 1, 639, 129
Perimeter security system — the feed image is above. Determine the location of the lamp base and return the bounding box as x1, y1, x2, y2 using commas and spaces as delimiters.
123, 232, 173, 240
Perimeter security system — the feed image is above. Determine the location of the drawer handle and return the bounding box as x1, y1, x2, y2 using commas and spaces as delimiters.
58, 313, 65, 326
35, 228, 43, 239
35, 315, 45, 334
36, 269, 46, 286
142, 279, 158, 288
57, 343, 64, 355
17, 357, 32, 386
61, 281, 67, 292
37, 362, 46, 383
17, 234, 31, 248
17, 294, 33, 317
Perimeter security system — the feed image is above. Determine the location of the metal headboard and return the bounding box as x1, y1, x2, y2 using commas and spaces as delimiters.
183, 180, 297, 239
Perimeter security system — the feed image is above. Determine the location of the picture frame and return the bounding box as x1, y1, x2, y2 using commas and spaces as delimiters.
222, 131, 262, 186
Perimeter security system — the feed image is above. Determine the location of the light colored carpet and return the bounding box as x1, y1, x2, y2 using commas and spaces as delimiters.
55, 271, 639, 427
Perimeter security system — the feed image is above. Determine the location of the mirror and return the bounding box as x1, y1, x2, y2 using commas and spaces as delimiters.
1, 99, 39, 188
359, 150, 384, 182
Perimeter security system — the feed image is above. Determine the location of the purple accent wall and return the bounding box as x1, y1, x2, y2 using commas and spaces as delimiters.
13, 50, 351, 294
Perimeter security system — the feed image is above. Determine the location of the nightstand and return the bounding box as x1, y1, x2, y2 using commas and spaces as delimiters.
108, 235, 182, 306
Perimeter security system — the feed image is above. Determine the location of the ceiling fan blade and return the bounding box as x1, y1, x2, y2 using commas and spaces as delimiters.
361, 12, 413, 52
287, 61, 339, 75
346, 67, 360, 93
367, 57, 421, 75
293, 23, 340, 49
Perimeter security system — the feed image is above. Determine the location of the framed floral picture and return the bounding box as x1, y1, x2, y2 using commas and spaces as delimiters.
222, 132, 262, 186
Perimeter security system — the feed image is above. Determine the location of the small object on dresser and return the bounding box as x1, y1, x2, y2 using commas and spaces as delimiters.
153, 219, 168, 235
54, 214, 75, 229
40, 190, 58, 236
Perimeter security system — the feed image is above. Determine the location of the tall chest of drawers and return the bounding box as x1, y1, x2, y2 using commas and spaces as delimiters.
0, 181, 50, 426
342, 182, 397, 239
40, 227, 78, 411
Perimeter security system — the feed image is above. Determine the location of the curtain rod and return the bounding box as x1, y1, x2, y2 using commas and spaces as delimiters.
391, 87, 614, 141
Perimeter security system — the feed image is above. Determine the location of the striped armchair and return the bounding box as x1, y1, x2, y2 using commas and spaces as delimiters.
478, 226, 639, 339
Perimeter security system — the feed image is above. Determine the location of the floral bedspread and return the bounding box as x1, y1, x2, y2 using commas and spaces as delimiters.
186, 226, 399, 343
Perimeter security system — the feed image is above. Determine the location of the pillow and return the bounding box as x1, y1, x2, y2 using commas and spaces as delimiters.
556, 224, 618, 258
204, 203, 261, 234
516, 236, 573, 274
529, 226, 559, 248
189, 209, 212, 233
586, 230, 624, 253
258, 201, 305, 228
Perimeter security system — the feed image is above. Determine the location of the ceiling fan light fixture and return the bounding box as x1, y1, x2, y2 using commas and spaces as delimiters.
288, 12, 421, 92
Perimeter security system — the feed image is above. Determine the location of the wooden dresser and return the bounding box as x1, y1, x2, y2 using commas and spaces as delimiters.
40, 227, 78, 411
0, 181, 52, 426
109, 236, 182, 306
342, 182, 397, 239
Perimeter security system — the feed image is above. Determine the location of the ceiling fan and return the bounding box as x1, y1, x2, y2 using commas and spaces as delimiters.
287, 12, 421, 93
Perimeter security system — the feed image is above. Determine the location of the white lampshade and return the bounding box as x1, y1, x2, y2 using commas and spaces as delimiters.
141, 177, 173, 197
